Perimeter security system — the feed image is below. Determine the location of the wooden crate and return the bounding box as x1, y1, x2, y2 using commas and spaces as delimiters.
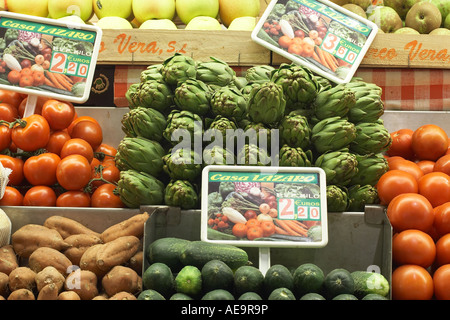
272, 33, 450, 69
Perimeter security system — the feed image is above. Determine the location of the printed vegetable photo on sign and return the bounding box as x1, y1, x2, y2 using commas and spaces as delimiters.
205, 170, 324, 244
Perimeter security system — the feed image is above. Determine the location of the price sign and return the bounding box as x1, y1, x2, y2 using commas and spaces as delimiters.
252, 0, 378, 84
201, 166, 328, 249
0, 11, 102, 104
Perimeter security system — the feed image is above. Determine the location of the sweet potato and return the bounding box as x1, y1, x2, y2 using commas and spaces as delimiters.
96, 236, 140, 272
37, 283, 59, 300
0, 295, 5, 300
8, 267, 36, 292
57, 291, 81, 300
7, 288, 35, 300
127, 250, 143, 275
64, 269, 98, 300
0, 272, 9, 298
35, 266, 65, 292
44, 215, 100, 239
79, 244, 106, 278
101, 265, 142, 297
109, 291, 137, 300
92, 294, 108, 300
11, 224, 70, 258
100, 212, 149, 242
63, 233, 103, 266
0, 245, 18, 275
28, 247, 73, 275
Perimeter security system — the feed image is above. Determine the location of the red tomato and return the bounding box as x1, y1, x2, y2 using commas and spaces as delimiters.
392, 265, 434, 300
0, 186, 23, 206
17, 96, 49, 117
95, 143, 117, 160
386, 193, 434, 233
0, 102, 18, 122
56, 154, 92, 191
69, 119, 103, 150
434, 154, 450, 176
60, 138, 94, 163
11, 114, 50, 152
433, 264, 450, 300
0, 155, 24, 186
436, 234, 450, 267
91, 183, 124, 208
91, 161, 120, 188
56, 191, 91, 207
376, 170, 418, 205
434, 202, 450, 237
387, 128, 414, 160
41, 99, 75, 130
417, 172, 450, 207
45, 130, 71, 155
412, 124, 449, 161
0, 125, 11, 151
416, 160, 435, 175
23, 153, 61, 186
23, 186, 57, 206
67, 116, 100, 135
392, 229, 436, 268
388, 158, 424, 181
0, 90, 22, 108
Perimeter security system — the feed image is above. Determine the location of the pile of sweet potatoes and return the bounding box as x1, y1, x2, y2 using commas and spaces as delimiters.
0, 212, 149, 300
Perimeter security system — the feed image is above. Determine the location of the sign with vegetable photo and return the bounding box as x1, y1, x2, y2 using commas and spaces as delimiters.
0, 12, 102, 103
252, 0, 378, 84
201, 166, 328, 248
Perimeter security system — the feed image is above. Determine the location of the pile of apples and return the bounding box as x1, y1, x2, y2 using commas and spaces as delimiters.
3, 0, 262, 31
333, 0, 450, 35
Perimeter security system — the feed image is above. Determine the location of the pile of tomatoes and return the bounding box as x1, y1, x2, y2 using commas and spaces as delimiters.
379, 124, 450, 300
0, 89, 124, 208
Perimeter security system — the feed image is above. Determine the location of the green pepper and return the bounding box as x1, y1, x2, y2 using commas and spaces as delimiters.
4, 29, 19, 44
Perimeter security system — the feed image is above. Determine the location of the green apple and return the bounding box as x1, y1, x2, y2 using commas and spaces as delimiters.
185, 16, 222, 30
405, 1, 442, 34
48, 0, 93, 22
175, 0, 219, 25
57, 15, 86, 24
348, 0, 371, 11
368, 6, 403, 33
6, 0, 49, 17
227, 16, 256, 31
93, 0, 133, 20
132, 0, 176, 24
394, 27, 420, 34
425, 0, 450, 27
384, 0, 420, 20
96, 16, 134, 29
445, 14, 450, 29
139, 19, 177, 29
218, 0, 260, 27
342, 4, 367, 18
429, 27, 450, 34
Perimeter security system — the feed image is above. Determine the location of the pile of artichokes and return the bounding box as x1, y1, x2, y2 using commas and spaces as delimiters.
117, 53, 391, 212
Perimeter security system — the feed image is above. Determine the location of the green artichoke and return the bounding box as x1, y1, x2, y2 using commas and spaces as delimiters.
174, 79, 212, 116
314, 75, 333, 92
117, 170, 165, 208
219, 181, 235, 198
237, 143, 272, 166
137, 79, 174, 112
244, 122, 273, 148
210, 86, 247, 122
125, 83, 140, 109
279, 112, 311, 150
349, 153, 389, 186
350, 120, 392, 155
245, 65, 275, 83
347, 92, 384, 124
115, 137, 166, 177
163, 110, 203, 146
202, 145, 236, 166
326, 185, 348, 212
140, 64, 163, 82
315, 148, 359, 186
270, 63, 319, 112
312, 83, 356, 121
233, 76, 248, 90
164, 180, 198, 209
162, 148, 202, 182
347, 184, 379, 212
247, 81, 286, 126
241, 82, 262, 98
161, 53, 197, 86
206, 115, 238, 146
279, 144, 313, 167
196, 57, 235, 87
346, 78, 382, 100
121, 107, 167, 142
311, 116, 357, 154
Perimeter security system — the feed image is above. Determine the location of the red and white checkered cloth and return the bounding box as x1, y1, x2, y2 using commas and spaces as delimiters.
113, 65, 450, 111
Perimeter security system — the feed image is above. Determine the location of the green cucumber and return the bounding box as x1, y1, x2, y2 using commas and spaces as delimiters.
175, 265, 202, 297
146, 237, 190, 272
293, 263, 325, 297
362, 293, 388, 300
332, 293, 358, 300
233, 265, 264, 296
238, 292, 263, 300
137, 289, 165, 300
142, 262, 174, 298
201, 289, 235, 300
170, 292, 194, 300
179, 241, 248, 270
351, 271, 390, 299
201, 259, 234, 292
323, 268, 355, 299
268, 287, 296, 300
263, 264, 294, 295
299, 293, 326, 300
